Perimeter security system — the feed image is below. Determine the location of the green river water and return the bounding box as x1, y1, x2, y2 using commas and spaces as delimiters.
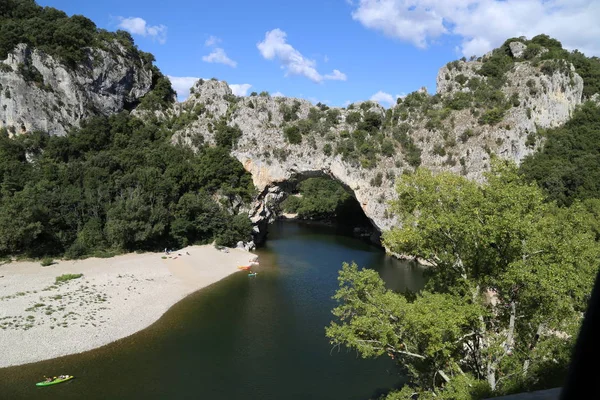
0, 221, 424, 399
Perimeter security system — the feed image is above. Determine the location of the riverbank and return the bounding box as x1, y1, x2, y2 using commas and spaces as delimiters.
0, 245, 257, 368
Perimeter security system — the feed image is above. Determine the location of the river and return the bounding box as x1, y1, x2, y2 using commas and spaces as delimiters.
0, 221, 424, 399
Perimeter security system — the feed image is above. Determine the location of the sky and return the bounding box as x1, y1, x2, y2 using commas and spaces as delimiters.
37, 0, 600, 107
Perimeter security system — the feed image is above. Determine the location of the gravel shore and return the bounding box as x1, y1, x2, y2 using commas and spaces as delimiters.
0, 245, 257, 368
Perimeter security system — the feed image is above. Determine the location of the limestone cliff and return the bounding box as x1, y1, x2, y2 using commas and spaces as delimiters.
171, 40, 586, 244
0, 42, 153, 136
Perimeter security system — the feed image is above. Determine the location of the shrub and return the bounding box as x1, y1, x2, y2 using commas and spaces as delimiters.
479, 108, 505, 125
323, 143, 332, 156
345, 112, 361, 125
55, 273, 83, 284
432, 144, 446, 157
40, 258, 54, 267
284, 125, 302, 144
370, 172, 383, 187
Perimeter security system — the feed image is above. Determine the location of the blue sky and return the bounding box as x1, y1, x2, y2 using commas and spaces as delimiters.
37, 1, 600, 106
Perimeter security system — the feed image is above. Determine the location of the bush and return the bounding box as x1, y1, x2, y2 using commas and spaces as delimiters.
370, 172, 383, 187
55, 273, 83, 284
479, 108, 505, 125
284, 125, 302, 144
40, 257, 54, 267
345, 112, 361, 125
323, 143, 332, 156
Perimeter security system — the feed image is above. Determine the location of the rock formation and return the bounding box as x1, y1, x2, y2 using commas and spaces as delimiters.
172, 40, 584, 245
0, 42, 153, 136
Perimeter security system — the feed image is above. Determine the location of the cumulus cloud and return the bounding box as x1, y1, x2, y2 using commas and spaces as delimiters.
168, 76, 200, 101
205, 35, 221, 47
202, 48, 237, 67
350, 0, 600, 56
370, 91, 395, 106
229, 84, 252, 96
257, 29, 348, 83
370, 91, 405, 106
117, 17, 167, 44
272, 91, 285, 97
324, 69, 348, 81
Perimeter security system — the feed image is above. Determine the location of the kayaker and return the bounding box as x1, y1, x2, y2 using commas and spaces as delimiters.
43, 376, 52, 383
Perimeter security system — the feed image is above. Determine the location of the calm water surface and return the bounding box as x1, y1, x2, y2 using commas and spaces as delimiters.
0, 221, 424, 399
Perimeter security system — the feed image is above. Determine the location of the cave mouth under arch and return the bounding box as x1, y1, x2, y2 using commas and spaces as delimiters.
255, 170, 381, 247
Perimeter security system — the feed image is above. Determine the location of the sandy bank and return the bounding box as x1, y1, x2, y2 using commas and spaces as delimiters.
0, 245, 257, 368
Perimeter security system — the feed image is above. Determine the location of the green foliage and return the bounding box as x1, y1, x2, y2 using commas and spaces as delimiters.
40, 257, 53, 266
283, 125, 302, 144
444, 92, 472, 110
55, 273, 83, 284
369, 172, 383, 187
0, 112, 255, 258
323, 143, 332, 156
520, 101, 600, 205
281, 178, 352, 220
432, 143, 446, 156
328, 160, 599, 398
138, 71, 176, 111
345, 111, 361, 125
214, 119, 242, 149
280, 101, 300, 122
0, 1, 152, 68
357, 111, 383, 133
325, 108, 340, 125
479, 107, 505, 125
392, 124, 421, 168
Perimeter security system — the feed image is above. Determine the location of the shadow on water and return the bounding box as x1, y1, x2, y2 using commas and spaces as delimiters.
0, 221, 425, 400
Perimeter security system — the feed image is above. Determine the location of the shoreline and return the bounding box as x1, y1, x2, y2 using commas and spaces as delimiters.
0, 245, 257, 369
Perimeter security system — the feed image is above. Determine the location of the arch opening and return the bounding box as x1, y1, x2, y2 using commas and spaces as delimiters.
251, 171, 381, 247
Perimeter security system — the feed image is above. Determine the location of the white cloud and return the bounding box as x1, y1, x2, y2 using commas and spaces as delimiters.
257, 29, 348, 83
168, 76, 200, 101
324, 69, 348, 81
370, 91, 395, 106
272, 91, 285, 97
202, 48, 237, 67
229, 83, 252, 96
117, 17, 167, 44
350, 0, 600, 56
205, 35, 221, 47
343, 100, 352, 107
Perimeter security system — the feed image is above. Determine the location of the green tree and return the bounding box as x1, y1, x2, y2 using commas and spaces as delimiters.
327, 160, 599, 398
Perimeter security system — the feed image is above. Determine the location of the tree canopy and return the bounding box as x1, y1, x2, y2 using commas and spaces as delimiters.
0, 112, 255, 259
520, 101, 600, 206
327, 160, 600, 399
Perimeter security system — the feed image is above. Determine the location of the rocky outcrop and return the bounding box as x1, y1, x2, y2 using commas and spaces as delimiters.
509, 42, 527, 58
0, 42, 153, 136
173, 40, 585, 245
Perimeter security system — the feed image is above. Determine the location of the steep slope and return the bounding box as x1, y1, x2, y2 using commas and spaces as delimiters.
0, 1, 156, 136
171, 36, 596, 243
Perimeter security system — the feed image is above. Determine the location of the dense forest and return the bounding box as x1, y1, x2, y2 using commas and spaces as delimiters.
520, 102, 600, 207
0, 113, 255, 260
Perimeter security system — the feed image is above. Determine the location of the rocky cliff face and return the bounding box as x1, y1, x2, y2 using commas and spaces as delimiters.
172, 40, 585, 245
0, 42, 153, 136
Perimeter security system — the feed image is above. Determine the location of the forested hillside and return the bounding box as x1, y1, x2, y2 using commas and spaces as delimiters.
0, 113, 255, 259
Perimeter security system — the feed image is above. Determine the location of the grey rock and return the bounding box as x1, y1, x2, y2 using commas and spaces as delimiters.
509, 42, 528, 58
173, 57, 584, 248
0, 42, 153, 136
